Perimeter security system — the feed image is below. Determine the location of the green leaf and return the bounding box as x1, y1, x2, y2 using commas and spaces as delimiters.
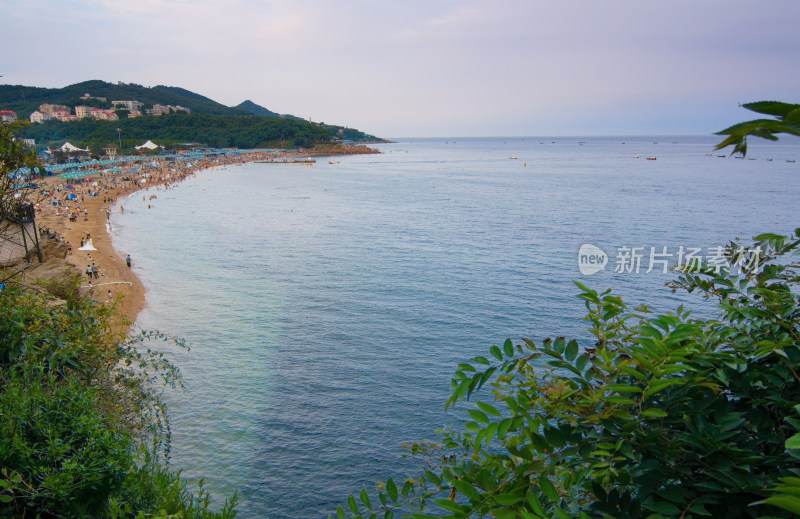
503, 339, 514, 357
644, 379, 679, 397
494, 492, 523, 505
433, 499, 464, 512
424, 470, 441, 487
641, 408, 668, 418
386, 478, 398, 503
490, 346, 503, 360
337, 505, 346, 519
477, 401, 502, 417
786, 434, 800, 449
469, 409, 490, 423
742, 100, 799, 119
607, 384, 642, 394
402, 479, 414, 498
641, 325, 663, 339
498, 418, 513, 436
348, 494, 359, 514
619, 366, 647, 381
575, 354, 589, 372
606, 396, 637, 405
539, 477, 558, 501
553, 509, 570, 519
565, 340, 579, 361
360, 488, 372, 509
765, 495, 800, 514
526, 493, 547, 516
453, 480, 481, 502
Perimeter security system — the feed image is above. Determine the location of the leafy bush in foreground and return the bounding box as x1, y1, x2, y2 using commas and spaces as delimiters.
0, 285, 237, 518
333, 229, 800, 518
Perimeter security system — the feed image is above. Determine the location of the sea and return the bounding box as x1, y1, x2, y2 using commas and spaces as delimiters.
110, 136, 800, 518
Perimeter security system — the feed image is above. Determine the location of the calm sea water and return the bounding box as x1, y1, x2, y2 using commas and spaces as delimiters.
111, 136, 800, 518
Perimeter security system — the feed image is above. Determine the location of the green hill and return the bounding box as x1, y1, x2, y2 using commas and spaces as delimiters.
235, 99, 283, 118
0, 80, 252, 117
1, 80, 387, 148
18, 113, 336, 150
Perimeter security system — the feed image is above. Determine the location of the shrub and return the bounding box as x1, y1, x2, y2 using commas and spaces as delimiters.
333, 229, 800, 518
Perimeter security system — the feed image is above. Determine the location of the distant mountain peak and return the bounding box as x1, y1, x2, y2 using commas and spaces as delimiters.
235, 100, 281, 118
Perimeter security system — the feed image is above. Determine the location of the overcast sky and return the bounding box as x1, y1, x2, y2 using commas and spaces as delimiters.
2, 0, 798, 138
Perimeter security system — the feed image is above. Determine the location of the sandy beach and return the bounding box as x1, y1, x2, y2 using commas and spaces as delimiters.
34, 157, 236, 325
29, 145, 378, 327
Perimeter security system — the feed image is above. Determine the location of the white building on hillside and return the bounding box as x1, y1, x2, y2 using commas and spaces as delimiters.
29, 111, 50, 123
111, 100, 144, 111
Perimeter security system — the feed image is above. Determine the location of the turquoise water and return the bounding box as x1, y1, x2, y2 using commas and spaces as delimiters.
111, 136, 800, 518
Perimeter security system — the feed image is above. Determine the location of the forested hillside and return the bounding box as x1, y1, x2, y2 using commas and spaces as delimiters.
2, 80, 385, 148
18, 113, 336, 150
0, 80, 251, 117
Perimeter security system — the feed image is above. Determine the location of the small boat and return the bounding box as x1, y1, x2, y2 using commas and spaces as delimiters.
788, 159, 796, 163
632, 155, 640, 158
646, 157, 657, 160
509, 156, 517, 160
328, 160, 339, 164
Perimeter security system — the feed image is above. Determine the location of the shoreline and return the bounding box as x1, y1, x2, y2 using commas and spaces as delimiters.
31, 144, 380, 329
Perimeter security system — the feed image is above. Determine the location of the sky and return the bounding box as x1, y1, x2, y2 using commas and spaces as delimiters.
2, 0, 799, 138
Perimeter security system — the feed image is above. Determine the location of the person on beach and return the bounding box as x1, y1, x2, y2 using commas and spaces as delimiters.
126, 254, 131, 268
107, 290, 113, 304
91, 263, 99, 279
86, 264, 92, 280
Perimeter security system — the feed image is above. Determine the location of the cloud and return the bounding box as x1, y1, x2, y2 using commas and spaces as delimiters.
1, 0, 799, 136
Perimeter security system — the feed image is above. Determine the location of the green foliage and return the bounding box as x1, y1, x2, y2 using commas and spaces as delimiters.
715, 101, 800, 156
0, 121, 44, 177
2, 80, 383, 149
0, 80, 251, 118
0, 123, 236, 517
0, 120, 46, 218
19, 112, 336, 150
0, 283, 237, 517
331, 229, 800, 519
0, 365, 135, 516
107, 455, 238, 519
